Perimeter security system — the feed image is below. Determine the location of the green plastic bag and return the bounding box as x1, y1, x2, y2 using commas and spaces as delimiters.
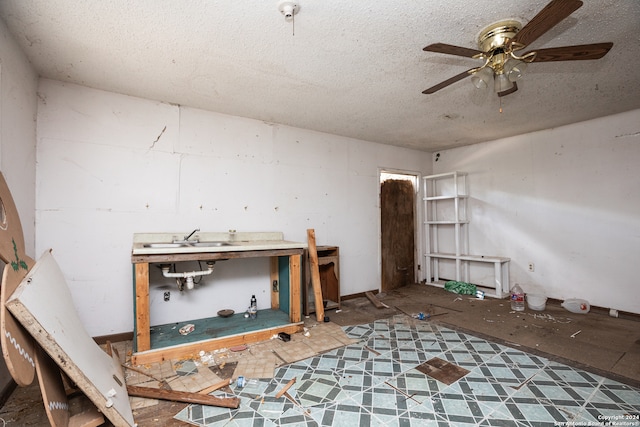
444, 281, 477, 295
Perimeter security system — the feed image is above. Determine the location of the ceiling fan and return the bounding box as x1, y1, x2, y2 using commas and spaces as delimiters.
422, 0, 613, 97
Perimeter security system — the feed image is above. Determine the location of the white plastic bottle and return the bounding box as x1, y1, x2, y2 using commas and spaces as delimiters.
510, 284, 525, 311
561, 298, 590, 314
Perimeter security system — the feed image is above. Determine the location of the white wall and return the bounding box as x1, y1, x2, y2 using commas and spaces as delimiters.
0, 14, 37, 393
433, 109, 640, 314
35, 79, 432, 337
0, 17, 38, 256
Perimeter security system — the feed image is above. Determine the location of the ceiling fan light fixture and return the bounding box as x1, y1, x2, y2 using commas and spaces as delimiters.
494, 73, 513, 93
505, 60, 527, 82
471, 67, 493, 89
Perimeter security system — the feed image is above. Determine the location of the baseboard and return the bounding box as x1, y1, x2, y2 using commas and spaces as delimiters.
340, 289, 379, 301
92, 331, 134, 345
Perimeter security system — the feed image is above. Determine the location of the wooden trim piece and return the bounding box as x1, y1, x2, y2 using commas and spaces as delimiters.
126, 385, 240, 408
306, 229, 325, 322
275, 377, 296, 399
131, 323, 303, 366
93, 332, 133, 346
132, 248, 304, 264
270, 257, 279, 310
289, 254, 301, 323
365, 291, 389, 309
135, 263, 150, 352
198, 379, 232, 395
340, 289, 380, 301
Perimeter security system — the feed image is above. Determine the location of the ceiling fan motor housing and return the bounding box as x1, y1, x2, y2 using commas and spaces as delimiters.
477, 20, 522, 53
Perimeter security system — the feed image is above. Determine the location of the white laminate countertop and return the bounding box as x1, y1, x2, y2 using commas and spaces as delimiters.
131, 231, 307, 255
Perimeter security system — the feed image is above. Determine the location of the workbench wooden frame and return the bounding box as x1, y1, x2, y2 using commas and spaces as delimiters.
131, 248, 303, 365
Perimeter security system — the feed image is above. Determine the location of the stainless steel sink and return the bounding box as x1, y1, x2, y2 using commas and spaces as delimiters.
143, 241, 232, 248
143, 243, 190, 248
190, 241, 233, 247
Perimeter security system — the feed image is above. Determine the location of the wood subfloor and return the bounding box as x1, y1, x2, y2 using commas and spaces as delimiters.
0, 283, 638, 426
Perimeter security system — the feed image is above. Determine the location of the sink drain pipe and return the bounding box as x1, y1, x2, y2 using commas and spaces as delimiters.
160, 261, 215, 290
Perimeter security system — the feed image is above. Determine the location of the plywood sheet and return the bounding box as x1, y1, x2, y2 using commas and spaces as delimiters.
6, 249, 135, 427
0, 172, 36, 386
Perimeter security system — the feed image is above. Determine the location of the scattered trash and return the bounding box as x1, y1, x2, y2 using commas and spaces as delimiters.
475, 290, 485, 299
570, 330, 582, 338
278, 332, 291, 342
444, 281, 477, 295
510, 284, 525, 312
275, 378, 297, 399
453, 297, 463, 302
179, 324, 195, 335
528, 312, 572, 323
236, 376, 258, 388
526, 294, 547, 311
335, 309, 342, 313
199, 351, 214, 365
561, 299, 590, 314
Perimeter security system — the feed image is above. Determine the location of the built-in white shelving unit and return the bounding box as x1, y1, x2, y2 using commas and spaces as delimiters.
423, 171, 510, 298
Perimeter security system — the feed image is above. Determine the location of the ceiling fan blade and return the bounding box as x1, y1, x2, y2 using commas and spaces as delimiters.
531, 42, 613, 62
512, 0, 583, 48
422, 69, 473, 94
423, 43, 483, 58
497, 82, 518, 97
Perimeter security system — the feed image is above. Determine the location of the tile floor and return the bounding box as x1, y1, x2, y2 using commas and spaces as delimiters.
174, 315, 640, 426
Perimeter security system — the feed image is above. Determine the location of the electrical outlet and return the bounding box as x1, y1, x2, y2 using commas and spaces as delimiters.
528, 263, 535, 272
164, 291, 170, 301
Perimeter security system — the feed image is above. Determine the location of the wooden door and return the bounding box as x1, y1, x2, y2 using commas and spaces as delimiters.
381, 179, 415, 291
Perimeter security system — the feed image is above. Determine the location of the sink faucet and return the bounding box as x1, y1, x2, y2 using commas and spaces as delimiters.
184, 228, 200, 242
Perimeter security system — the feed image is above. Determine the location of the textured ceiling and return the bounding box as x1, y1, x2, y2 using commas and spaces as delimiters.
1, 0, 639, 152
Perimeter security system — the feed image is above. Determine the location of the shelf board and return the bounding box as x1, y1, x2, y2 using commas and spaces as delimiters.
425, 220, 469, 225
425, 253, 510, 263
423, 195, 468, 201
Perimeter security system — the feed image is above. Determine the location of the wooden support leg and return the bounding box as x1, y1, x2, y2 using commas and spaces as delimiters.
134, 263, 150, 352
289, 254, 301, 323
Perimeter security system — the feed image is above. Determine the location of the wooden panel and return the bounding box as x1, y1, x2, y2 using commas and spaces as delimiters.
303, 246, 340, 315
381, 179, 415, 291
289, 254, 301, 323
6, 250, 135, 427
134, 263, 150, 352
35, 346, 70, 427
0, 172, 36, 386
132, 248, 304, 264
1, 263, 36, 386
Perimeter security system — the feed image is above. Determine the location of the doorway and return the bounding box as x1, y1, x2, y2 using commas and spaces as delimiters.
380, 171, 418, 292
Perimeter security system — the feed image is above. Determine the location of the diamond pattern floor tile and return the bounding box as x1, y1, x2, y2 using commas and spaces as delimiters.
173, 317, 640, 427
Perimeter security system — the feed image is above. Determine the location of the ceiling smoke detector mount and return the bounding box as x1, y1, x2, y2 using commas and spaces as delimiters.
278, 1, 299, 20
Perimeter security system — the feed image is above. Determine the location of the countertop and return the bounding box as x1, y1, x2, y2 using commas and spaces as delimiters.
132, 231, 307, 256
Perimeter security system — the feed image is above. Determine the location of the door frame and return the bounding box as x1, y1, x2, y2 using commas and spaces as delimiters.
378, 168, 423, 291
